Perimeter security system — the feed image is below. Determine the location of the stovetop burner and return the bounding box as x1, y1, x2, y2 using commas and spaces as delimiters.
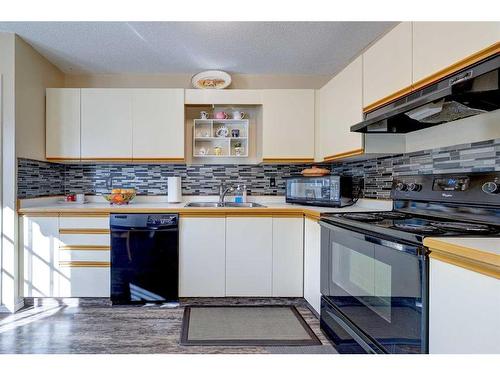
341, 213, 381, 222
430, 221, 495, 234
393, 222, 442, 234
378, 212, 410, 220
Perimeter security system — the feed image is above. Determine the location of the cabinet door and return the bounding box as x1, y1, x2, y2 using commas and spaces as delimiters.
261, 89, 315, 160
363, 22, 412, 108
46, 88, 81, 159
81, 89, 132, 159
318, 56, 363, 160
132, 89, 185, 160
22, 216, 60, 297
226, 217, 273, 296
179, 217, 226, 297
304, 218, 321, 314
272, 217, 303, 297
429, 258, 500, 353
413, 22, 500, 84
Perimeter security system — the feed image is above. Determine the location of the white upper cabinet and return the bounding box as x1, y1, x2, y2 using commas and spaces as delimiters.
46, 88, 81, 160
185, 89, 262, 105
363, 22, 413, 108
261, 89, 315, 161
317, 56, 363, 160
131, 89, 184, 160
81, 89, 133, 159
413, 22, 500, 84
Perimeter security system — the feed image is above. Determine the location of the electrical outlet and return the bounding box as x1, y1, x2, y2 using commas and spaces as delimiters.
269, 177, 276, 188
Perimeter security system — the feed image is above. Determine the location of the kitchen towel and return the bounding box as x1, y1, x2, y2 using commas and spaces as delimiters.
167, 177, 182, 203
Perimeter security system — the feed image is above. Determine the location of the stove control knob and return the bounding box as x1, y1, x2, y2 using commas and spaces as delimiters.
482, 182, 499, 194
408, 183, 422, 192
395, 182, 407, 192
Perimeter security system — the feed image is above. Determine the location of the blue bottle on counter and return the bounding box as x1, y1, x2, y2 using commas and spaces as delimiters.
234, 184, 244, 203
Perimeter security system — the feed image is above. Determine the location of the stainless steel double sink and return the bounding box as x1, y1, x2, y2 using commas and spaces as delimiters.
185, 202, 266, 208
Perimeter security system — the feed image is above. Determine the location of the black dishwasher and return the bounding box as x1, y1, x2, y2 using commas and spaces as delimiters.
110, 213, 179, 305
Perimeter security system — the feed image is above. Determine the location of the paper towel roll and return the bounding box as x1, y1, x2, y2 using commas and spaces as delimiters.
167, 177, 182, 203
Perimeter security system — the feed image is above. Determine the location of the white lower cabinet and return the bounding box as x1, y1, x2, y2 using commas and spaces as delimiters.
225, 217, 273, 296
429, 258, 500, 354
303, 218, 321, 314
22, 215, 111, 298
179, 217, 226, 297
22, 216, 60, 297
272, 217, 303, 297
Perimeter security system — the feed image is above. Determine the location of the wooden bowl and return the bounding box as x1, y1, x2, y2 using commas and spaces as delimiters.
301, 166, 330, 177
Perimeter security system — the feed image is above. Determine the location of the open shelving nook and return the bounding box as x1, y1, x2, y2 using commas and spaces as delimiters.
193, 119, 249, 158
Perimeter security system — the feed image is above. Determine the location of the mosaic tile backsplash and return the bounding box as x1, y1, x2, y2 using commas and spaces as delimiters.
17, 161, 309, 198
17, 138, 500, 199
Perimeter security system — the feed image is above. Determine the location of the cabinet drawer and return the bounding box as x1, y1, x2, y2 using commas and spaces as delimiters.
59, 233, 110, 247
59, 250, 110, 262
59, 216, 110, 229
58, 266, 110, 297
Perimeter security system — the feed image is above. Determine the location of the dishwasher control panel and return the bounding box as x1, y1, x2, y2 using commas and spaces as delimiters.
147, 215, 178, 226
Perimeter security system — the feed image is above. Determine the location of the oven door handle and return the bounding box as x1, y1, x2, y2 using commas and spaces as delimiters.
363, 235, 417, 253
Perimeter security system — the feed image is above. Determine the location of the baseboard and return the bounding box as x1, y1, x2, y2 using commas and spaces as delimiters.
0, 299, 25, 313
303, 299, 320, 319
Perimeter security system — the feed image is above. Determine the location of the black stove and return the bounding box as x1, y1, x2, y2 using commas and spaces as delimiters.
321, 172, 500, 245
319, 172, 499, 354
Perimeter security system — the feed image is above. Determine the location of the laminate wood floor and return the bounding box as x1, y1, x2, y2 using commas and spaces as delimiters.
0, 298, 336, 354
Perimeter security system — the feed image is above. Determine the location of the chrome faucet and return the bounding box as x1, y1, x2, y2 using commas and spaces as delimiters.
218, 183, 234, 205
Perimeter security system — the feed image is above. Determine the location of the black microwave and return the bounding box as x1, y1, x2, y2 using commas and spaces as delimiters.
285, 176, 353, 207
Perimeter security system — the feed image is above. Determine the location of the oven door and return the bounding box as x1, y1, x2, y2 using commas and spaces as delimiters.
320, 221, 428, 354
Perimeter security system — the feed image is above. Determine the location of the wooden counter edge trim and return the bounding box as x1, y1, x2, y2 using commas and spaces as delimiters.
21, 208, 322, 219
324, 148, 364, 162
59, 245, 110, 251
303, 210, 321, 221
59, 261, 110, 268
363, 41, 500, 113
424, 238, 500, 267
59, 229, 110, 235
430, 252, 500, 280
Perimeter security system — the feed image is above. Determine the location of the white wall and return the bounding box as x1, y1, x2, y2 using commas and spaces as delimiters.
15, 36, 65, 161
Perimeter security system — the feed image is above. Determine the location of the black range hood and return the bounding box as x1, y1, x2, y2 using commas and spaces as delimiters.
351, 54, 500, 133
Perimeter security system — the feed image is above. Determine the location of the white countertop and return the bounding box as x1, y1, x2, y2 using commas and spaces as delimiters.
18, 195, 392, 215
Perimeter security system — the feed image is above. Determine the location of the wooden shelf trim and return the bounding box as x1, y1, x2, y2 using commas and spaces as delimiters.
363, 41, 500, 114
59, 228, 110, 235
59, 245, 110, 251
59, 261, 110, 268
323, 148, 364, 162
47, 157, 185, 163
262, 158, 315, 163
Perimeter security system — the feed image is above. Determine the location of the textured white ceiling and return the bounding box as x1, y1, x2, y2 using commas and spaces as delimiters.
0, 22, 396, 75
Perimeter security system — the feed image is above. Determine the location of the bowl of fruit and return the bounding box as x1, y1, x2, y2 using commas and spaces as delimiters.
103, 189, 136, 205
